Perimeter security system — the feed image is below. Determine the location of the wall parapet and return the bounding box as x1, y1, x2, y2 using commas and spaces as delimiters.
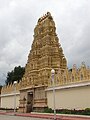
48, 63, 90, 87
1, 82, 21, 94
46, 80, 90, 91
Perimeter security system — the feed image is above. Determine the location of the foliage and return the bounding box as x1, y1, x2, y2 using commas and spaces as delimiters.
5, 66, 25, 85
83, 108, 90, 115
43, 107, 90, 115
44, 107, 53, 113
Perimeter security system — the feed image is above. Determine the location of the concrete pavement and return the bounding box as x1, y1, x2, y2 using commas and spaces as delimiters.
0, 111, 90, 120
0, 114, 48, 120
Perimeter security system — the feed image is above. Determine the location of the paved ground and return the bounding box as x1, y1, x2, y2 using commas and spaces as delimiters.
0, 115, 48, 120
16, 112, 90, 120
0, 111, 90, 120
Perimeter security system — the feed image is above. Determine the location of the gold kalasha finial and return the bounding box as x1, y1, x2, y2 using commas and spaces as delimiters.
47, 12, 51, 16
38, 12, 52, 23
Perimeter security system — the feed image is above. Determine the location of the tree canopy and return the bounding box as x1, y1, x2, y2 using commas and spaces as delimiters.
5, 66, 25, 85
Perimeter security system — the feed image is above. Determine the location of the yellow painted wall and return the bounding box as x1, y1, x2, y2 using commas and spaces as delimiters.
47, 85, 90, 110
1, 93, 20, 109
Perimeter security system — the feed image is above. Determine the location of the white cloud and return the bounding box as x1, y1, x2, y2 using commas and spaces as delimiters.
0, 0, 90, 84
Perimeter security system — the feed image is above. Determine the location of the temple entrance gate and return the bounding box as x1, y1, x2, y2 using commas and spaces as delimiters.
26, 91, 33, 112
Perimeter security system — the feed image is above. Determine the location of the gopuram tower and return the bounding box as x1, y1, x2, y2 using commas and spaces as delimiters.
19, 12, 67, 112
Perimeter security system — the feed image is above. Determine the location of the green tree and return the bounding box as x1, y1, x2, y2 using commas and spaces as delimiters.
5, 66, 25, 85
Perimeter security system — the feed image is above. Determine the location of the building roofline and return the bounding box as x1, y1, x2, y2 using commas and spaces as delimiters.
0, 92, 20, 97
46, 81, 90, 91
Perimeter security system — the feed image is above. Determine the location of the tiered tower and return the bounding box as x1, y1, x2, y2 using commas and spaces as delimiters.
21, 12, 67, 89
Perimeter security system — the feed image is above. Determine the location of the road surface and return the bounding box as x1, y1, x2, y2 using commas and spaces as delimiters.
0, 115, 48, 120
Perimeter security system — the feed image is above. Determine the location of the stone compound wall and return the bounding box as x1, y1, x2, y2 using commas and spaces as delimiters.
1, 82, 20, 109
47, 63, 90, 110
1, 93, 20, 109
47, 83, 90, 110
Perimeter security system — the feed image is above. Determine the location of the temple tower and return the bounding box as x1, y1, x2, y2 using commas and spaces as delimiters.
19, 12, 67, 112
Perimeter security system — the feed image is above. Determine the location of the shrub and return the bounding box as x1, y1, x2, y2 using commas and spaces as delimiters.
44, 107, 90, 116
83, 108, 90, 115
44, 107, 53, 113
